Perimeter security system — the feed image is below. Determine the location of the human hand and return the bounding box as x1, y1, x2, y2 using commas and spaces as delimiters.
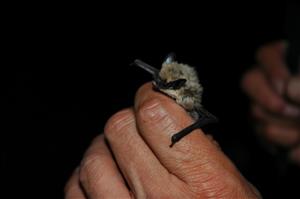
242, 41, 300, 165
65, 83, 261, 198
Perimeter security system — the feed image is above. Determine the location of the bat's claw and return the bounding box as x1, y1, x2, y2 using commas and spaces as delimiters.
169, 110, 218, 147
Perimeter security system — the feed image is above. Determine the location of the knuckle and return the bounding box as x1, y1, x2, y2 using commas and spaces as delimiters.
79, 154, 103, 185
137, 98, 168, 123
104, 108, 134, 139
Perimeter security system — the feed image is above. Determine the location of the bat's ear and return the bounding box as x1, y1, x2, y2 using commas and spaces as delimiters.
167, 78, 187, 89
164, 52, 176, 64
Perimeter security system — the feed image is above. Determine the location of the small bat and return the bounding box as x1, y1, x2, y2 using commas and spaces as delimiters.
132, 53, 218, 147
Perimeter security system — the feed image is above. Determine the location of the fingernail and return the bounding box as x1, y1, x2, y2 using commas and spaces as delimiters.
283, 105, 300, 117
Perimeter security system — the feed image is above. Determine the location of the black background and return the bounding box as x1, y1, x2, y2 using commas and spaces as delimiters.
2, 2, 299, 198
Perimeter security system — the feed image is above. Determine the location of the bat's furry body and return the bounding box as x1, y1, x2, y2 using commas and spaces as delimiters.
158, 61, 203, 120
133, 54, 217, 147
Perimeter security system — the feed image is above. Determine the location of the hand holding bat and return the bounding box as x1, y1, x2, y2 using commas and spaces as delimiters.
65, 82, 261, 199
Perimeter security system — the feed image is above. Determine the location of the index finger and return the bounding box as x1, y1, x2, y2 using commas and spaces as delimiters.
134, 83, 242, 183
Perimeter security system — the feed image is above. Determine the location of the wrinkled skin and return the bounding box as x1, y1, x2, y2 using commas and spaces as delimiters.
65, 83, 261, 199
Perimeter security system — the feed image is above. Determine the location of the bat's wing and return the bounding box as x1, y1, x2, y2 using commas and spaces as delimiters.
132, 59, 159, 76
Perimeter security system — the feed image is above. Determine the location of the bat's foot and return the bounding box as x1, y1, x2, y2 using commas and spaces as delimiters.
169, 134, 180, 147
169, 110, 218, 148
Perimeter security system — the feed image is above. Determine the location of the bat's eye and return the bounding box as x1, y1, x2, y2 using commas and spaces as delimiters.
166, 79, 187, 89
154, 76, 167, 88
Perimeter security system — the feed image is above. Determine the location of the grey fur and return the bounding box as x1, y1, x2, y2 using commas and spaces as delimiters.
133, 54, 218, 147
154, 60, 203, 120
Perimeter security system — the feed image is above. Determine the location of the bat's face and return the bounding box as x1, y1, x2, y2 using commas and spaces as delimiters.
133, 54, 203, 112
133, 54, 218, 147
154, 62, 187, 89
153, 60, 203, 111
152, 62, 186, 99
160, 62, 187, 82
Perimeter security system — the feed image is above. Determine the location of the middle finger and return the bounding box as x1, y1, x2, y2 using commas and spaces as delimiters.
104, 108, 173, 197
